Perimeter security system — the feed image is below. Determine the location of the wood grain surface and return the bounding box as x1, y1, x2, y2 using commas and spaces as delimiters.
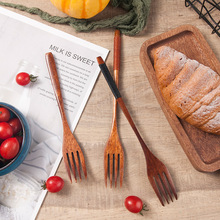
2, 0, 220, 220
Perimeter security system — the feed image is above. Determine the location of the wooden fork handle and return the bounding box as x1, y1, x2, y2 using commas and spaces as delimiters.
112, 69, 119, 127
112, 30, 121, 125
45, 52, 68, 123
97, 57, 151, 156
116, 97, 151, 154
114, 29, 121, 73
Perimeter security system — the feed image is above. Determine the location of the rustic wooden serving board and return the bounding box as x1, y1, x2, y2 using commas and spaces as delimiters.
140, 25, 220, 172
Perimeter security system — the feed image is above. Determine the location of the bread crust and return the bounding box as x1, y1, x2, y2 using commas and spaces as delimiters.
153, 46, 220, 135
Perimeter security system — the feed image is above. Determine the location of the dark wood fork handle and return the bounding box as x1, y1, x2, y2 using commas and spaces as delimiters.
99, 60, 122, 100
97, 57, 151, 156
45, 52, 68, 124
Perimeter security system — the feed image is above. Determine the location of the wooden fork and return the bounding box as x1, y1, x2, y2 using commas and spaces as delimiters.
104, 30, 124, 188
97, 56, 177, 205
45, 52, 87, 183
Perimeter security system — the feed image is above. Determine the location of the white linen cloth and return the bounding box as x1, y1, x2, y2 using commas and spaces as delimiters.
0, 118, 62, 220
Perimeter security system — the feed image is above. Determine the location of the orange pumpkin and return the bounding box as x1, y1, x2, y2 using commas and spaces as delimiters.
50, 0, 110, 19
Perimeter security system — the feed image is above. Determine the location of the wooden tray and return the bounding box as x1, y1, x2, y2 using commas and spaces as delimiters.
140, 25, 220, 172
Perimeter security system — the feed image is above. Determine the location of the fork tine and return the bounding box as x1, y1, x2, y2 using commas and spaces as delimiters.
164, 170, 178, 200
73, 151, 81, 180
104, 153, 108, 187
155, 175, 169, 204
77, 149, 87, 179
68, 153, 77, 182
63, 153, 72, 183
160, 172, 173, 202
109, 154, 113, 188
76, 148, 87, 180
148, 177, 164, 206
119, 153, 124, 187
114, 154, 119, 187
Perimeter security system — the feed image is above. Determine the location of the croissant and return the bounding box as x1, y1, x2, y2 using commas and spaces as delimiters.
153, 46, 220, 135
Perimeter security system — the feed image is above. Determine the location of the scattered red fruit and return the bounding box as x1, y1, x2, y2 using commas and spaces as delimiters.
0, 122, 13, 139
0, 137, 20, 159
42, 176, 64, 193
0, 107, 11, 122
124, 196, 148, 215
16, 72, 38, 86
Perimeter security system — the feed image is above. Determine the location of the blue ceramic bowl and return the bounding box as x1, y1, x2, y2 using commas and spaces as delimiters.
0, 102, 31, 176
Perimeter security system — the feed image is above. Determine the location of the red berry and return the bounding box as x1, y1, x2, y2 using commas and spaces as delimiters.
16, 72, 38, 86
0, 107, 11, 122
42, 176, 64, 193
0, 122, 13, 139
0, 137, 20, 159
